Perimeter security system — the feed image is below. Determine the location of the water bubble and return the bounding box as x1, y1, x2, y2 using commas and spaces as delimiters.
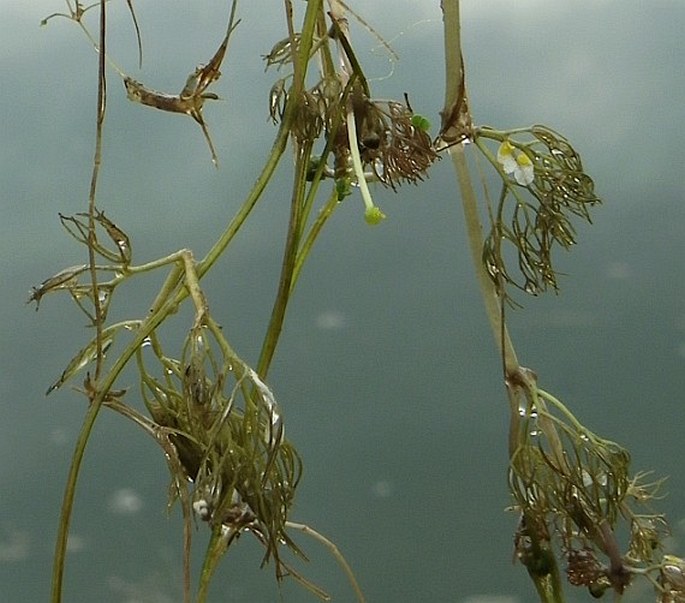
661, 555, 685, 589
605, 262, 631, 280
461, 595, 519, 603
66, 533, 87, 554
315, 310, 345, 330
518, 403, 538, 419
371, 480, 394, 498
107, 488, 143, 515
0, 527, 31, 561
49, 428, 68, 446
486, 259, 500, 277
582, 470, 608, 488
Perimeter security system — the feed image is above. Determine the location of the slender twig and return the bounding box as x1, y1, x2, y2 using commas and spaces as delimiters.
292, 188, 339, 287
193, 0, 323, 282
441, 2, 565, 601
449, 147, 519, 371
88, 0, 106, 378
257, 142, 312, 379
51, 2, 107, 601
286, 521, 366, 603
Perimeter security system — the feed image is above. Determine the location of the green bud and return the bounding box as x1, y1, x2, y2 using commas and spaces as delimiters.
364, 205, 386, 225
411, 114, 431, 131
336, 177, 352, 201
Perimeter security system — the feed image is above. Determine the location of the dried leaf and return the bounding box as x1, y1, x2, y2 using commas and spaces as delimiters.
28, 265, 89, 309
124, 0, 143, 68
46, 325, 120, 394
123, 0, 240, 166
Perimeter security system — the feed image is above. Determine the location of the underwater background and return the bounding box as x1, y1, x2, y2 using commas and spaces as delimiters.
1, 1, 684, 601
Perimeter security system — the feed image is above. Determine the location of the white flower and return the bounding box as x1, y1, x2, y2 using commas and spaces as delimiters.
497, 140, 518, 173
497, 140, 535, 186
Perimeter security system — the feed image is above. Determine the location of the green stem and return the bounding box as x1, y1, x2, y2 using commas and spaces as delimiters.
252, 0, 323, 378
52, 1, 107, 599
197, 527, 229, 603
292, 187, 338, 287
286, 521, 366, 603
51, 283, 178, 603
257, 143, 312, 379
51, 2, 327, 601
450, 143, 567, 603
441, 2, 565, 601
440, 1, 517, 367
449, 147, 519, 373
197, 120, 290, 279
198, 1, 321, 280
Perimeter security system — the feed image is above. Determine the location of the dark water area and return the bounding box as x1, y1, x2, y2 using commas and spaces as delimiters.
1, 2, 683, 601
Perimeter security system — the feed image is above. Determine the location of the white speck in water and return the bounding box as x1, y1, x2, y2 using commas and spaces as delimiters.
517, 403, 537, 419
0, 526, 31, 561
583, 470, 608, 488
605, 261, 632, 280
66, 533, 87, 553
371, 480, 393, 498
49, 427, 68, 446
461, 596, 520, 603
315, 310, 345, 330
108, 574, 175, 603
108, 488, 143, 515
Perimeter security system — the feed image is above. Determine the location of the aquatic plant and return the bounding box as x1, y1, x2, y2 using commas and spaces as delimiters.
31, 1, 682, 601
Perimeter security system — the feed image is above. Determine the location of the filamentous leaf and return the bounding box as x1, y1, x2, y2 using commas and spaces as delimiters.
481, 125, 602, 299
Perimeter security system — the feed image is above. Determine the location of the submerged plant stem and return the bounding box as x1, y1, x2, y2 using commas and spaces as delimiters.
257, 142, 312, 379
286, 521, 366, 603
197, 527, 228, 603
52, 1, 108, 601
450, 147, 519, 372
450, 135, 567, 603
442, 2, 565, 601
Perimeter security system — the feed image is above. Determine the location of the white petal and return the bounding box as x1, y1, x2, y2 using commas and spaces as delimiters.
514, 163, 535, 186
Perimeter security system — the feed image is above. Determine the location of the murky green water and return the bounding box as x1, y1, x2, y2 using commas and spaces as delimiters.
1, 2, 683, 601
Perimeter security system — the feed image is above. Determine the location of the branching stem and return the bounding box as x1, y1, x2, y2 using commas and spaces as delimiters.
442, 2, 565, 601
